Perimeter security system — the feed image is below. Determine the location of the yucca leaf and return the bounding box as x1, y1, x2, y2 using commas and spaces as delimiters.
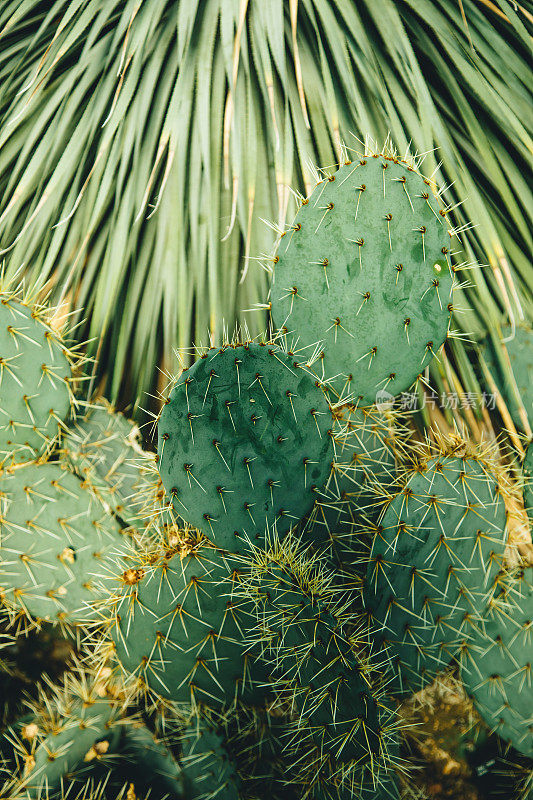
0, 0, 530, 424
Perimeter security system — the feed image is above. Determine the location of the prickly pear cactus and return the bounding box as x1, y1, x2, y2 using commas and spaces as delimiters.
0, 462, 125, 627
178, 714, 240, 800
119, 723, 185, 798
0, 288, 76, 466
3, 675, 124, 797
157, 342, 333, 553
363, 438, 509, 696
234, 539, 400, 799
107, 540, 269, 707
62, 399, 146, 528
270, 153, 454, 405
460, 566, 533, 757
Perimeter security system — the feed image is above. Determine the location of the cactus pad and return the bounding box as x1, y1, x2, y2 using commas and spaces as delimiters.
0, 462, 124, 627
157, 342, 333, 553
0, 292, 74, 466
109, 543, 269, 707
178, 714, 240, 799
460, 566, 533, 756
270, 154, 454, 404
234, 542, 400, 797
364, 446, 508, 695
3, 673, 124, 798
63, 399, 146, 528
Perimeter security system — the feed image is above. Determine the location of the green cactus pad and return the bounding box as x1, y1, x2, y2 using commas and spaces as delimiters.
270, 154, 454, 405
482, 323, 533, 431
0, 292, 74, 466
233, 544, 399, 797
5, 689, 123, 798
62, 399, 147, 529
109, 544, 269, 707
302, 404, 407, 565
157, 342, 333, 553
0, 462, 125, 626
178, 714, 240, 800
460, 566, 533, 757
364, 448, 508, 696
119, 724, 185, 798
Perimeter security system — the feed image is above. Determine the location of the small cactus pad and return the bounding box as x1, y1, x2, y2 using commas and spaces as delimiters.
63, 399, 146, 528
0, 462, 124, 626
157, 342, 333, 553
364, 449, 508, 695
460, 566, 533, 756
270, 154, 454, 404
302, 405, 408, 564
4, 677, 123, 797
0, 292, 74, 465
119, 724, 185, 798
178, 714, 240, 800
109, 544, 269, 707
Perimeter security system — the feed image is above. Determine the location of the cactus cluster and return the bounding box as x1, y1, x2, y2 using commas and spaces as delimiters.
0, 143, 531, 800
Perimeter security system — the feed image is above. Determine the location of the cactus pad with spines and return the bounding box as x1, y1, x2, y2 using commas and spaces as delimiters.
234, 541, 400, 798
62, 399, 146, 528
3, 675, 124, 798
0, 462, 125, 627
178, 714, 240, 800
157, 342, 333, 553
119, 724, 185, 798
108, 543, 269, 707
364, 443, 509, 696
270, 154, 454, 405
0, 291, 75, 466
460, 566, 533, 757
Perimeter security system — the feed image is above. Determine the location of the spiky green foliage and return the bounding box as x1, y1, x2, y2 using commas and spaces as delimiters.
62, 399, 147, 529
0, 1, 530, 410
0, 462, 125, 628
0, 286, 77, 466
157, 342, 333, 553
232, 538, 402, 799
481, 322, 533, 432
105, 540, 269, 709
270, 153, 454, 404
459, 566, 533, 757
363, 437, 509, 696
177, 713, 239, 800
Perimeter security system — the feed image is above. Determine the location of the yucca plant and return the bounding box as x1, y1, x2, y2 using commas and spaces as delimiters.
0, 0, 531, 426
